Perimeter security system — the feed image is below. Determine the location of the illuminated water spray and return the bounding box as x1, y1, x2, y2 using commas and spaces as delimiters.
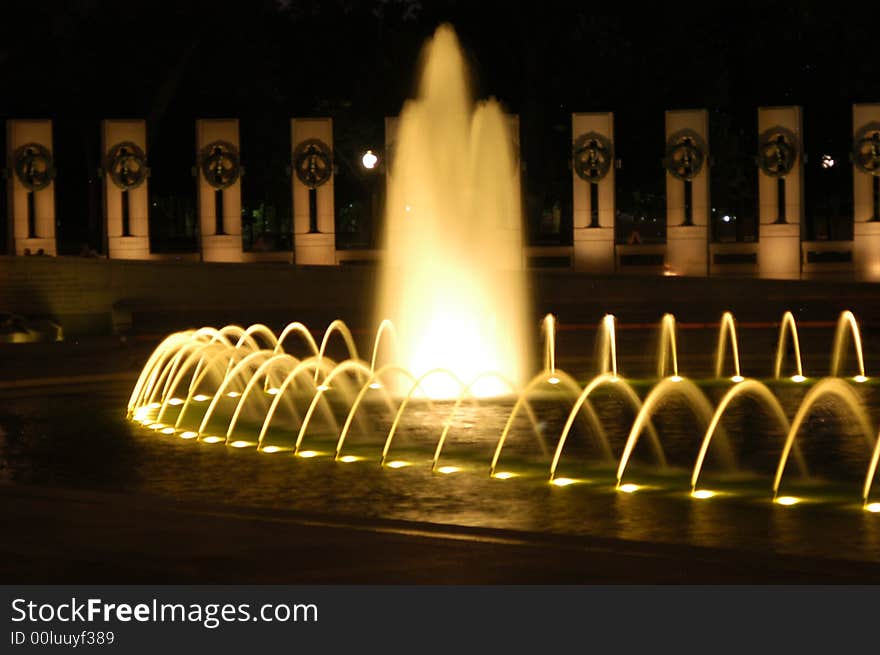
376, 24, 530, 398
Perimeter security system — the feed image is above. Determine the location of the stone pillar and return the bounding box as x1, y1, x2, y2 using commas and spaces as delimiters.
7, 120, 56, 256
292, 118, 335, 265
196, 119, 243, 263
852, 103, 880, 280
664, 109, 709, 276
571, 112, 615, 273
102, 120, 150, 259
757, 106, 804, 279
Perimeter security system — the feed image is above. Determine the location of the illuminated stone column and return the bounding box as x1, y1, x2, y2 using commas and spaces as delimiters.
757, 106, 803, 279
852, 103, 880, 280
6, 120, 56, 256
196, 119, 243, 263
102, 120, 150, 259
292, 118, 335, 265
571, 112, 615, 273
664, 109, 709, 276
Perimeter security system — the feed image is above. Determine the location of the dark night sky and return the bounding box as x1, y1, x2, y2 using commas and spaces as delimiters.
0, 0, 876, 251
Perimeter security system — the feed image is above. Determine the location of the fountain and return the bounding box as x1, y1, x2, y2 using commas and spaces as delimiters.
376, 24, 530, 399
125, 25, 880, 514
128, 308, 880, 509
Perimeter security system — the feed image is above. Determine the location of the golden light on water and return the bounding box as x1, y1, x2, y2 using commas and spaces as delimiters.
148, 423, 164, 430
201, 436, 224, 443
230, 440, 252, 448
691, 489, 716, 499
160, 427, 176, 435
493, 471, 516, 480
670, 375, 683, 383
168, 398, 184, 406
854, 375, 868, 383
386, 460, 410, 469
266, 388, 280, 395
550, 477, 576, 487
261, 446, 282, 453
227, 391, 241, 398
790, 375, 806, 383
547, 376, 560, 385
340, 455, 361, 463
147, 402, 161, 409
618, 483, 640, 494
193, 394, 210, 402
437, 465, 461, 474
180, 431, 198, 439
731, 375, 744, 383
866, 502, 880, 513
298, 450, 319, 458
775, 496, 801, 506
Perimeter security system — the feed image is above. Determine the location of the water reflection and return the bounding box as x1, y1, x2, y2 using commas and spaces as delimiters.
4, 375, 880, 565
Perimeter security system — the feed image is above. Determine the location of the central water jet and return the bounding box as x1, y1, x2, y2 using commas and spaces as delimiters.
376, 24, 530, 398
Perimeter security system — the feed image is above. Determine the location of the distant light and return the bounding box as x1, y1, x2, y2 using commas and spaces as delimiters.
791, 375, 806, 383
147, 402, 162, 410
361, 150, 378, 169
775, 496, 801, 506
316, 384, 330, 392
202, 436, 224, 443
547, 376, 560, 385
404, 205, 412, 213
618, 483, 640, 493
854, 375, 868, 383
340, 455, 360, 463
369, 382, 383, 390
168, 398, 184, 406
386, 460, 409, 469
266, 387, 280, 395
731, 375, 744, 383
261, 446, 282, 453
722, 215, 731, 223
821, 154, 835, 169
692, 489, 716, 499
160, 427, 176, 435
550, 477, 576, 487
670, 375, 683, 382
227, 391, 241, 398
230, 440, 252, 448
298, 450, 319, 458
180, 431, 198, 440
437, 466, 460, 474
866, 502, 880, 513
148, 423, 164, 430
493, 471, 516, 480
193, 394, 210, 402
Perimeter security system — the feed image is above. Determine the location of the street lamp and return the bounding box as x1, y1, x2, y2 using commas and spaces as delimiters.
361, 150, 379, 170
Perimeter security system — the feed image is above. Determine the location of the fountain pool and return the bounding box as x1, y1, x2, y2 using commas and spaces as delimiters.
111, 26, 880, 569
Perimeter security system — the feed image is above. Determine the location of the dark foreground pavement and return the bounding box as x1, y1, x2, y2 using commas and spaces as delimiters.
2, 484, 879, 584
